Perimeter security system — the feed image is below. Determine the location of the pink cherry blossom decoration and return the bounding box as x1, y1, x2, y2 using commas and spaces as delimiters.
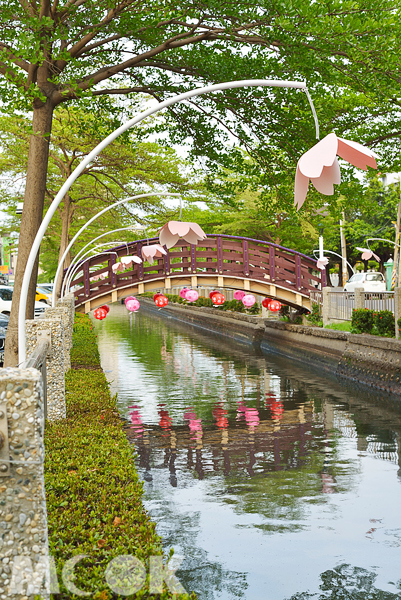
242, 294, 256, 307
294, 133, 378, 210
356, 247, 380, 262
141, 244, 167, 264
185, 290, 199, 302
159, 220, 207, 249
316, 257, 329, 270
234, 290, 245, 300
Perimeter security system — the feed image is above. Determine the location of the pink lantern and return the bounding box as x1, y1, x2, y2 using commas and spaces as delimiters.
185, 289, 199, 302
234, 290, 245, 300
124, 296, 135, 305
242, 294, 256, 307
180, 288, 189, 299
126, 298, 140, 312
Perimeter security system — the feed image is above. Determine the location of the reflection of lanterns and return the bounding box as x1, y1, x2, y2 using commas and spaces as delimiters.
179, 288, 188, 299
212, 404, 228, 429
100, 304, 110, 313
210, 291, 225, 305
268, 300, 281, 312
234, 290, 245, 300
158, 405, 172, 430
242, 294, 256, 307
94, 307, 107, 320
155, 294, 169, 308
126, 298, 140, 312
262, 298, 271, 308
185, 289, 199, 302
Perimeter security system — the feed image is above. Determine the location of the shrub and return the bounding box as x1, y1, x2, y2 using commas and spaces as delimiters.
306, 303, 322, 325
351, 308, 374, 333
373, 310, 395, 337
45, 314, 195, 599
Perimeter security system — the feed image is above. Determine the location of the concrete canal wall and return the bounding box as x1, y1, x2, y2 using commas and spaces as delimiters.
140, 299, 401, 397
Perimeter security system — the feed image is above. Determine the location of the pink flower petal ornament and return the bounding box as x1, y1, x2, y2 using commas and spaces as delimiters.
185, 290, 199, 302
234, 290, 246, 300
242, 294, 256, 307
294, 133, 378, 209
356, 247, 380, 262
141, 244, 167, 264
316, 257, 329, 270
159, 221, 207, 249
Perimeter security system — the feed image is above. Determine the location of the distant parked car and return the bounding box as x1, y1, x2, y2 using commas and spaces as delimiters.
0, 286, 47, 318
344, 272, 386, 292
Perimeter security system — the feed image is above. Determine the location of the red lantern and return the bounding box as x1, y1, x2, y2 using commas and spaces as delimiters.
211, 292, 225, 305
209, 290, 219, 299
155, 294, 169, 308
100, 304, 110, 313
262, 298, 271, 308
94, 307, 107, 320
268, 300, 281, 312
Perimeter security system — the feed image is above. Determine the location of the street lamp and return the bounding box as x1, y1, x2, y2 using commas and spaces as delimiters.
18, 78, 320, 362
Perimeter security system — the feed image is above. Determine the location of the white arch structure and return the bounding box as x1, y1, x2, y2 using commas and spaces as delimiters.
18, 78, 320, 362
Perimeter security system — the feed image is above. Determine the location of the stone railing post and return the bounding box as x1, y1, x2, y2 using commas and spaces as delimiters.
25, 319, 66, 421
0, 367, 51, 600
394, 287, 401, 339
43, 307, 71, 372
322, 287, 331, 327
57, 295, 75, 349
354, 287, 365, 310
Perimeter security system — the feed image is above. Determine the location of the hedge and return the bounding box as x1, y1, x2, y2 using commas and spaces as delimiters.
45, 313, 195, 599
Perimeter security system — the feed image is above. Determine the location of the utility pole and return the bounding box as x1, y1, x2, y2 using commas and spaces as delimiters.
392, 176, 401, 289
339, 211, 348, 287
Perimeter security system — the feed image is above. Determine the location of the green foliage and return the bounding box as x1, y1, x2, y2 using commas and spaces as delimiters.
373, 310, 395, 337
70, 313, 100, 366
45, 313, 196, 599
324, 322, 352, 332
306, 303, 322, 326
351, 308, 374, 334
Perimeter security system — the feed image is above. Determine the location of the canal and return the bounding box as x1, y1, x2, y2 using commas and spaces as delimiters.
94, 303, 401, 600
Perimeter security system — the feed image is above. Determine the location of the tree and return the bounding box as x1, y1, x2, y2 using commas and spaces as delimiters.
1, 0, 401, 364
0, 107, 201, 290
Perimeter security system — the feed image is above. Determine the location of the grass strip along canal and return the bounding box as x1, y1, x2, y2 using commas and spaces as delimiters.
44, 313, 196, 599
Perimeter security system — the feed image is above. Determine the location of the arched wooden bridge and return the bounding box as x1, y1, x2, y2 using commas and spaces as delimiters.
70, 234, 324, 313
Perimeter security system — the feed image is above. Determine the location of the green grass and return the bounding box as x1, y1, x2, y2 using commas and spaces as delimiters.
45, 313, 195, 599
324, 321, 352, 332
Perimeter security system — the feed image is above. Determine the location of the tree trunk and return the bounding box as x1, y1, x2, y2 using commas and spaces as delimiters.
54, 194, 73, 300
4, 101, 54, 366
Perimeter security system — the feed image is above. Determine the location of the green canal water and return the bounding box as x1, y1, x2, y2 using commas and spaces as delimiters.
94, 303, 401, 600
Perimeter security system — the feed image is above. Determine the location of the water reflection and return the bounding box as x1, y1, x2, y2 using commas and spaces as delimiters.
95, 304, 401, 600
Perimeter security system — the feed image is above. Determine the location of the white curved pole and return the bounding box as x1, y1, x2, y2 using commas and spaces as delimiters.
52, 192, 180, 308
19, 78, 319, 362
313, 249, 355, 275
61, 226, 135, 297
366, 237, 401, 250
67, 250, 119, 296
63, 247, 119, 298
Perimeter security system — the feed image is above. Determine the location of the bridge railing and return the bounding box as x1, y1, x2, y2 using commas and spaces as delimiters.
69, 234, 322, 305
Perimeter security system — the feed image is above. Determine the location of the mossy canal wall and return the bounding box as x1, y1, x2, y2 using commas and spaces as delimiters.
140, 298, 401, 398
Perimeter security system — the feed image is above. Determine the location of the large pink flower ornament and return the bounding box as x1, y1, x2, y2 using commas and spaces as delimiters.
294, 133, 378, 210
141, 244, 167, 264
356, 247, 380, 262
316, 257, 329, 270
159, 221, 207, 249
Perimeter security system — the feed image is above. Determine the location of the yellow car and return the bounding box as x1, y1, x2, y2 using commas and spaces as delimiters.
35, 288, 50, 304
